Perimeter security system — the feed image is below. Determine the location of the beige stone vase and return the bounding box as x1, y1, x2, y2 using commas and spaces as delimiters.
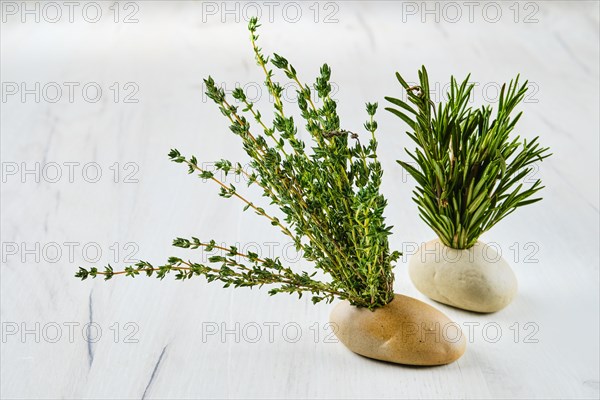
330, 294, 466, 366
409, 239, 518, 313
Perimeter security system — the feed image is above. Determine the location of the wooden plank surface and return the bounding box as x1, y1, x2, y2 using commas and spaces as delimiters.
1, 2, 598, 399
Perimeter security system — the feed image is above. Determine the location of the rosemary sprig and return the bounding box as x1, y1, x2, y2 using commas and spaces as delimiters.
386, 66, 551, 249
76, 18, 400, 310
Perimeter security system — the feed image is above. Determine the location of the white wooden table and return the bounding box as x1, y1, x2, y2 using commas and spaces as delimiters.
1, 1, 598, 399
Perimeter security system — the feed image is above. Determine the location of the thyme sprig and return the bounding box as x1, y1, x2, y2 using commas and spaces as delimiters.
76, 18, 399, 310
386, 67, 551, 249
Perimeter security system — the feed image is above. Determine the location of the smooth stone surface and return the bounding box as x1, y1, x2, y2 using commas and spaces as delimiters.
3, 4, 599, 399
330, 294, 466, 366
409, 239, 518, 313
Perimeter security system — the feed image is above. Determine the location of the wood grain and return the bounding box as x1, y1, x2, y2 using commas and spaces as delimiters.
1, 2, 598, 399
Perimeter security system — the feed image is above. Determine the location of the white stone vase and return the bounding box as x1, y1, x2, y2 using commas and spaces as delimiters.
408, 239, 518, 313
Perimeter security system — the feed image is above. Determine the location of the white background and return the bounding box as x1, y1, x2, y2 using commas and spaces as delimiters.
1, 1, 599, 399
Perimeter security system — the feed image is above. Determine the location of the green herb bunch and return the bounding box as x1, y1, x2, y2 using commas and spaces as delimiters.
386, 67, 551, 249
76, 18, 399, 310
